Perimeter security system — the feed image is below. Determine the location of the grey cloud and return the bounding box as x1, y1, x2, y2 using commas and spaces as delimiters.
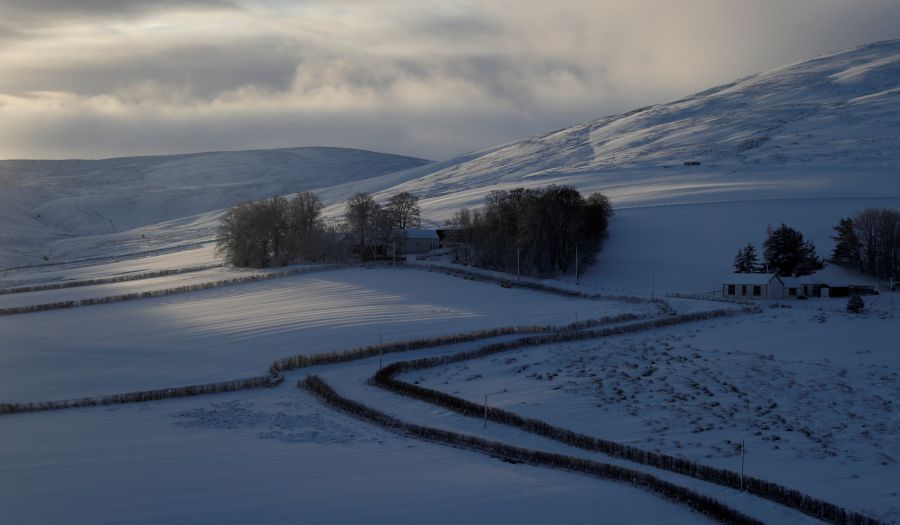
0, 38, 299, 98
0, 0, 237, 19
1, 0, 899, 161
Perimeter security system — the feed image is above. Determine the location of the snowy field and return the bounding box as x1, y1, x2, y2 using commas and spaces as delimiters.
0, 243, 220, 288
405, 302, 900, 522
0, 267, 653, 402
0, 385, 711, 525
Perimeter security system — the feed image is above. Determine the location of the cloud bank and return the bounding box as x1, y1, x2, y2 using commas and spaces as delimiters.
0, 0, 898, 160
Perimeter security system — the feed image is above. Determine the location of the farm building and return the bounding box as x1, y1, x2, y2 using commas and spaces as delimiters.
397, 229, 440, 255
723, 273, 784, 299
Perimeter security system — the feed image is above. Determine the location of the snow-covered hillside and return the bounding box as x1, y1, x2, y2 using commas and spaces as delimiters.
363, 39, 899, 293
374, 40, 900, 210
0, 147, 430, 267
3, 40, 899, 291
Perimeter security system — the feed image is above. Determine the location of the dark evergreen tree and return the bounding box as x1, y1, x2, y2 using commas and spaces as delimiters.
763, 223, 824, 277
846, 294, 864, 313
830, 217, 861, 268
733, 243, 758, 273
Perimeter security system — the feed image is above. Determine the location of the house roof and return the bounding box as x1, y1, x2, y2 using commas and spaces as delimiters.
725, 273, 780, 285
780, 277, 803, 288
403, 229, 439, 239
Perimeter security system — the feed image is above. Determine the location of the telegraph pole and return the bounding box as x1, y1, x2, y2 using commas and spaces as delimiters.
575, 246, 579, 285
517, 247, 520, 282
379, 333, 383, 370
650, 259, 656, 300
483, 394, 488, 428
740, 439, 746, 491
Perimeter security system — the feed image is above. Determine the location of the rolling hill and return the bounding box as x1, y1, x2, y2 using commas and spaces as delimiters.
2, 40, 899, 292
0, 147, 430, 267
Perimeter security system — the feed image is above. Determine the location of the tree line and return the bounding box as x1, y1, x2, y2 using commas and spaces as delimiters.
217, 191, 422, 267
733, 224, 824, 276
733, 208, 899, 282
447, 185, 613, 278
831, 208, 900, 281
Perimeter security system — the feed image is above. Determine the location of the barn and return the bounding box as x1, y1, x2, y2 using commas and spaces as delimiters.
398, 229, 440, 255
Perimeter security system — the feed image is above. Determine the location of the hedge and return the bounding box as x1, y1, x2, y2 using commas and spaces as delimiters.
372, 309, 884, 525
0, 263, 222, 295
0, 264, 345, 316
0, 375, 281, 415
302, 374, 763, 525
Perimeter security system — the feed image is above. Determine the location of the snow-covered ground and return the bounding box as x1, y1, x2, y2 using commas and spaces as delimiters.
3, 39, 899, 524
406, 301, 900, 522
0, 267, 653, 402
0, 387, 709, 525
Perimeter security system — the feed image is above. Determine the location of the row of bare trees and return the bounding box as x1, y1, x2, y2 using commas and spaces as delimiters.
447, 186, 613, 277
832, 208, 900, 281
343, 191, 421, 260
217, 193, 343, 267
217, 191, 423, 267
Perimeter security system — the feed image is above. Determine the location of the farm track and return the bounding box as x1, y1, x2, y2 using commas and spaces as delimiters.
7, 262, 883, 523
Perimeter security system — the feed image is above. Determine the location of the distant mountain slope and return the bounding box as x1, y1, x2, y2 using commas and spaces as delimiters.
4, 40, 899, 282
366, 39, 899, 217
0, 147, 430, 267
362, 40, 899, 293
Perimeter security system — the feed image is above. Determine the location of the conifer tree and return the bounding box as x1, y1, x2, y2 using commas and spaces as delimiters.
733, 243, 758, 273
763, 224, 824, 276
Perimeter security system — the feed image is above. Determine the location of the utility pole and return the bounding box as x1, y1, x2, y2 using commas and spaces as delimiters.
650, 259, 656, 300
379, 333, 383, 370
740, 439, 745, 492
575, 246, 579, 285
517, 247, 520, 282
483, 394, 488, 429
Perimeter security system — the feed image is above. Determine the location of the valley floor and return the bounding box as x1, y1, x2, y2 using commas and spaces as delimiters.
1, 256, 896, 524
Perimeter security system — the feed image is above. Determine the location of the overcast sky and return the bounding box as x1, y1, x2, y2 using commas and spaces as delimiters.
0, 0, 897, 161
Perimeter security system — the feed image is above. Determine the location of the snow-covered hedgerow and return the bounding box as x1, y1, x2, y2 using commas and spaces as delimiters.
268, 313, 645, 375
406, 262, 678, 317
371, 311, 886, 525
0, 375, 281, 415
302, 374, 763, 525
0, 264, 222, 295
0, 264, 344, 316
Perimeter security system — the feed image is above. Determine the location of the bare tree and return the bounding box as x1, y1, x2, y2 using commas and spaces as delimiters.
385, 191, 421, 230
285, 192, 325, 261
344, 192, 380, 259
217, 198, 287, 268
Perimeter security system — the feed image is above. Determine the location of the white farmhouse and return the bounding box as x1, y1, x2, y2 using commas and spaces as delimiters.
723, 273, 784, 300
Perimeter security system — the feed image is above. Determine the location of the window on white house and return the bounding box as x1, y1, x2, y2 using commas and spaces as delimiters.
753, 285, 761, 296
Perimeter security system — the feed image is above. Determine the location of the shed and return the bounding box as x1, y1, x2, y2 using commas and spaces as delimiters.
723, 273, 783, 300
398, 229, 440, 255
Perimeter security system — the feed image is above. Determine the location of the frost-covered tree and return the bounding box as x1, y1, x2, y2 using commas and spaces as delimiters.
763, 224, 824, 277
733, 243, 759, 273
